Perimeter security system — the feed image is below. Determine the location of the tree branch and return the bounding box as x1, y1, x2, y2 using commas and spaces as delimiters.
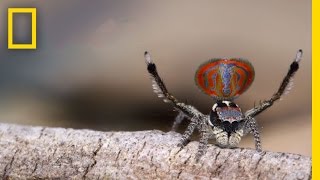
0, 123, 311, 179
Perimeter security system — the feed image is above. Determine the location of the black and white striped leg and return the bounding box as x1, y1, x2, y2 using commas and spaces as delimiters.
178, 118, 198, 147
245, 118, 262, 152
195, 125, 210, 161
245, 49, 303, 118
144, 51, 204, 119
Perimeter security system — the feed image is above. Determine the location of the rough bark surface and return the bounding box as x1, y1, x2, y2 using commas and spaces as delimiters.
0, 123, 311, 180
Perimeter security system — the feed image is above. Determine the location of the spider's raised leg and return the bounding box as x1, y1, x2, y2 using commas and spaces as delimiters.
144, 51, 204, 120
245, 49, 303, 118
244, 117, 262, 151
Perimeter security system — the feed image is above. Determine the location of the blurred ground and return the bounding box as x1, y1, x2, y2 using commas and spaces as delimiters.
0, 0, 311, 156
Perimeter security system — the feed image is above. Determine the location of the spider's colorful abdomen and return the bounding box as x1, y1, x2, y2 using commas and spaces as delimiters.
195, 58, 255, 100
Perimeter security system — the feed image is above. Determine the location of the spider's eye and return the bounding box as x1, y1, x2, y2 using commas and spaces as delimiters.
209, 110, 218, 126
217, 101, 227, 107
229, 102, 238, 108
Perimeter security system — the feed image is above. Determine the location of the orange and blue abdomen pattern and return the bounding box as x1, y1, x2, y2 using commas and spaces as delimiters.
195, 58, 255, 99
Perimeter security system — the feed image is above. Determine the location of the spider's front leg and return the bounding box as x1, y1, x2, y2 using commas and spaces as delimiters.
244, 117, 262, 152
245, 49, 303, 118
195, 120, 210, 161
144, 51, 204, 145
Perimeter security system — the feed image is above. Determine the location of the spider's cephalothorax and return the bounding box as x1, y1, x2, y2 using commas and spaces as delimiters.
144, 50, 302, 161
210, 100, 244, 132
209, 100, 245, 148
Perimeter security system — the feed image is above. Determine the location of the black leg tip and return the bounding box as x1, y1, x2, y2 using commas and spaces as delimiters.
147, 63, 156, 73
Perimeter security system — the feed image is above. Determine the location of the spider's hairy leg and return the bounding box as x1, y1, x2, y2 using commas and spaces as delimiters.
229, 129, 244, 148
177, 117, 198, 147
144, 51, 208, 159
195, 123, 210, 162
144, 51, 204, 119
172, 111, 188, 131
244, 117, 262, 152
245, 49, 303, 118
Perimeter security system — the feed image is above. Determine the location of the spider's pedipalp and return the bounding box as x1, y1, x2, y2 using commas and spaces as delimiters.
229, 129, 244, 148
213, 127, 228, 147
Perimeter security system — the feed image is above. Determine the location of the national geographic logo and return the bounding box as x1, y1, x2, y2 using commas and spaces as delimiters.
8, 8, 37, 50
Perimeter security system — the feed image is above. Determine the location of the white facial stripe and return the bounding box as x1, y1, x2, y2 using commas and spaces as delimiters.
208, 118, 214, 126
212, 103, 218, 111
222, 100, 231, 106
221, 100, 240, 108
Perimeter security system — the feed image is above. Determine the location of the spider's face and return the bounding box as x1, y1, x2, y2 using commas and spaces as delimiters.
209, 100, 244, 127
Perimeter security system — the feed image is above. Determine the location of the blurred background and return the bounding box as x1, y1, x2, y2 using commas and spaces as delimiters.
0, 0, 311, 156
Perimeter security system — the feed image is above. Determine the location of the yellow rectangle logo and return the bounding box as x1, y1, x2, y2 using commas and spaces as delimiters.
8, 8, 37, 49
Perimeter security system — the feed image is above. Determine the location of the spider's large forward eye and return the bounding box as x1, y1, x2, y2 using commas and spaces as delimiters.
217, 101, 227, 107
229, 102, 238, 108
209, 110, 218, 126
